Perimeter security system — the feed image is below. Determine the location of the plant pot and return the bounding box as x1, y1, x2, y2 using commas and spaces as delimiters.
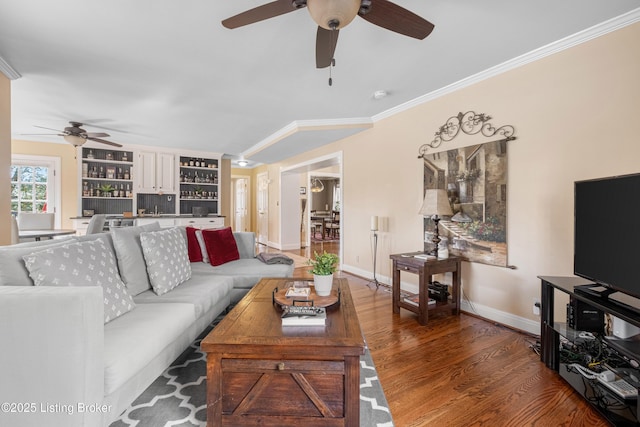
313, 273, 333, 297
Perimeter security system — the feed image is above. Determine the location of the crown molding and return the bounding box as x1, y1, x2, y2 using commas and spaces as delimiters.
373, 7, 640, 122
0, 55, 21, 80
242, 117, 372, 158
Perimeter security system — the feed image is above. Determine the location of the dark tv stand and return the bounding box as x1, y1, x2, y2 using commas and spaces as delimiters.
540, 276, 640, 426
574, 283, 618, 299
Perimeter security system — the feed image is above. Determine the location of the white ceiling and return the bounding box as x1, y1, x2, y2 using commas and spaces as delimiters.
1, 1, 639, 167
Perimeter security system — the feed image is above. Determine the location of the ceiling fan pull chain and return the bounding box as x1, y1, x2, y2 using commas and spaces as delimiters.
328, 28, 336, 86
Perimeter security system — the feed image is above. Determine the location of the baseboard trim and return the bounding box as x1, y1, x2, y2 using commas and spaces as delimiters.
342, 263, 540, 336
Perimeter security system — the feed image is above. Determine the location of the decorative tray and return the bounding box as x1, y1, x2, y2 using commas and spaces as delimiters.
272, 280, 340, 308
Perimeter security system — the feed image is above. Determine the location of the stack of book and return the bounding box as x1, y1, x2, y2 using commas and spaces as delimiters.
403, 293, 436, 307
281, 306, 327, 326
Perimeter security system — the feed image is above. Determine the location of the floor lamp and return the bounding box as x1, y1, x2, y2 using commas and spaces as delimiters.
368, 215, 380, 288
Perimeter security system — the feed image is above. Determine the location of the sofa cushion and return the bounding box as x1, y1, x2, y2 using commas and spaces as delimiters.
111, 222, 161, 296
202, 227, 240, 266
232, 232, 257, 259
0, 237, 75, 286
185, 227, 203, 262
22, 239, 135, 323
140, 228, 192, 296
205, 258, 294, 289
103, 302, 196, 395
133, 269, 234, 318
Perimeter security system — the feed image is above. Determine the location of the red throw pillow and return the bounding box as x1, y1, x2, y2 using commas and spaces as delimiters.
185, 226, 203, 262
202, 227, 240, 266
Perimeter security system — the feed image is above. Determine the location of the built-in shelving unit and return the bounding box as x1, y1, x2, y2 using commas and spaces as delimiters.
179, 156, 219, 216
80, 147, 134, 215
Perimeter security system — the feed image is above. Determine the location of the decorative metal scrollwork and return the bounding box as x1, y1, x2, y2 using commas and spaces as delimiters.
418, 111, 516, 159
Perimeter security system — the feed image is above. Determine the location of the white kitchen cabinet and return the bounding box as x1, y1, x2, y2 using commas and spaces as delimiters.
174, 217, 224, 229
135, 217, 176, 228
138, 151, 176, 193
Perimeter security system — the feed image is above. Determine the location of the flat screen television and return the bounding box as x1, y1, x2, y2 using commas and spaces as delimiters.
574, 173, 640, 302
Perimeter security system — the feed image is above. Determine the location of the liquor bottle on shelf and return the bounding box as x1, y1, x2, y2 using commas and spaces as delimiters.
122, 152, 128, 162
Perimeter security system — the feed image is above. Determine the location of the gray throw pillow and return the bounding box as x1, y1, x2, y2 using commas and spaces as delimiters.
140, 227, 192, 296
111, 222, 161, 296
195, 229, 209, 263
0, 237, 75, 286
22, 239, 136, 323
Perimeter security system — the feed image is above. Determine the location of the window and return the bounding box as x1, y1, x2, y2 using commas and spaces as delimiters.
333, 183, 341, 211
11, 155, 60, 225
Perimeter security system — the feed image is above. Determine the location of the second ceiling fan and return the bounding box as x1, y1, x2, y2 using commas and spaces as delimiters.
222, 0, 434, 69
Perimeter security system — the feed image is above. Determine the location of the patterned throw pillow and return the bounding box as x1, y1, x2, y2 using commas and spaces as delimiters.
23, 239, 136, 324
140, 227, 192, 296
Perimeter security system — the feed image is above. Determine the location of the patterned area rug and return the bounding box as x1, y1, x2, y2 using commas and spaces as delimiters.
110, 319, 393, 427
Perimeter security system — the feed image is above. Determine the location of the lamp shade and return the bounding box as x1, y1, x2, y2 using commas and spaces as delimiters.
419, 189, 453, 217
63, 134, 86, 147
307, 0, 360, 29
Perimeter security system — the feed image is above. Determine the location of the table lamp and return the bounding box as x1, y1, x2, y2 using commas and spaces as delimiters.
418, 189, 453, 257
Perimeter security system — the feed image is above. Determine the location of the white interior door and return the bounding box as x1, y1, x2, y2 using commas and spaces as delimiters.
234, 177, 248, 232
256, 172, 269, 245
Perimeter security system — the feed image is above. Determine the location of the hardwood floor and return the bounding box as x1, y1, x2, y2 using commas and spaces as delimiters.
262, 241, 609, 426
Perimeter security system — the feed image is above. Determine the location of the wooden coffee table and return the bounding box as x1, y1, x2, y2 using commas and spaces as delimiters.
201, 277, 365, 427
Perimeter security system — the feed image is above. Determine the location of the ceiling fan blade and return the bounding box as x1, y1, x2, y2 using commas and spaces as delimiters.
87, 137, 122, 147
359, 0, 434, 40
222, 0, 302, 29
84, 132, 110, 138
34, 125, 64, 133
316, 26, 339, 69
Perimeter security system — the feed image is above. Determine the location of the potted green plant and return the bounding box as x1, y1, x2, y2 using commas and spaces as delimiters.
99, 184, 114, 197
308, 251, 338, 296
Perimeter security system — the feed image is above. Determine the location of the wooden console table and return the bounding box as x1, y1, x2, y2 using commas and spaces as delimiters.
201, 277, 364, 426
390, 253, 462, 325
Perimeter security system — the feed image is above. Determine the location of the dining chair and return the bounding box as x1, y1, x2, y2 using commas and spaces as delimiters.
10, 216, 20, 244
17, 212, 55, 231
85, 214, 106, 235
326, 211, 340, 239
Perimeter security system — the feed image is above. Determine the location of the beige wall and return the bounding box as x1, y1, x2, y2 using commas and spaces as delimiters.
3, 22, 638, 330
11, 139, 78, 229
262, 22, 640, 332
0, 75, 10, 245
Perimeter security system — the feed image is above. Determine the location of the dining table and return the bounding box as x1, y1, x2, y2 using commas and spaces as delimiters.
19, 229, 77, 241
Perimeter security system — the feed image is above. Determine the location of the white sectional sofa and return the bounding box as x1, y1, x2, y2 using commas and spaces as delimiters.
0, 223, 293, 427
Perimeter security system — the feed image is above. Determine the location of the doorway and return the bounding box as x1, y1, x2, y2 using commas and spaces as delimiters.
279, 152, 343, 263
231, 176, 249, 232
256, 172, 269, 246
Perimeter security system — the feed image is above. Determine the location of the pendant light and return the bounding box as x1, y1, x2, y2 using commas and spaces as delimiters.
310, 177, 325, 193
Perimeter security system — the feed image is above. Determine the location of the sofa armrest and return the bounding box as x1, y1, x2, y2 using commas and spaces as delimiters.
233, 232, 256, 259
0, 286, 104, 427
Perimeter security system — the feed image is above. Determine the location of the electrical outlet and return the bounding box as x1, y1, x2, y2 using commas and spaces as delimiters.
533, 298, 541, 316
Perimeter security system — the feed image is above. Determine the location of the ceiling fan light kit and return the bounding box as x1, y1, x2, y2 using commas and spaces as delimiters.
307, 0, 361, 30
63, 134, 86, 147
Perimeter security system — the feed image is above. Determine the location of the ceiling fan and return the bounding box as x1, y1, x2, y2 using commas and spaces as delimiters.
222, 0, 435, 69
29, 121, 122, 147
